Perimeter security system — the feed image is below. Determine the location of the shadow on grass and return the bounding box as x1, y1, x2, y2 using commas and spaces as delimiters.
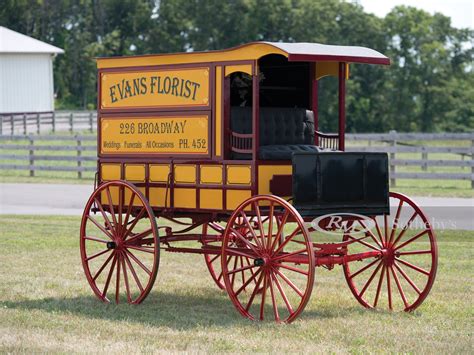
0, 288, 365, 328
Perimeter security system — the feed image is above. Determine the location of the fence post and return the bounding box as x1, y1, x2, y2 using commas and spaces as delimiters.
89, 112, 94, 133
11, 115, 14, 135
52, 111, 56, 133
422, 151, 428, 171
0, 115, 2, 135
77, 137, 82, 179
36, 113, 40, 135
69, 112, 74, 133
389, 130, 396, 187
23, 114, 27, 135
29, 136, 34, 177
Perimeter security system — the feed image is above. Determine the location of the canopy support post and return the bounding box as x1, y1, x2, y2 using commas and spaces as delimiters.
338, 62, 346, 151
311, 63, 319, 146
252, 62, 260, 160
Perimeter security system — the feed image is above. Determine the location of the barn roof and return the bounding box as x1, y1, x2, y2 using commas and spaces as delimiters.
97, 41, 389, 69
0, 26, 64, 54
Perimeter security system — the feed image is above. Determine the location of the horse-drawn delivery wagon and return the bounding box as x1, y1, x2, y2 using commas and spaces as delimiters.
80, 42, 437, 323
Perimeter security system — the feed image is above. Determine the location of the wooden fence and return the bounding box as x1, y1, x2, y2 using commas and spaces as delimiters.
0, 132, 473, 187
0, 134, 97, 179
0, 111, 97, 135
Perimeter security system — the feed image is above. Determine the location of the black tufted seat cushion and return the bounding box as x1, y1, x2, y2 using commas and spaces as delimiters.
230, 107, 316, 160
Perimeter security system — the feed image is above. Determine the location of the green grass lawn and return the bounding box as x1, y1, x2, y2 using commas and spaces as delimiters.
0, 215, 472, 353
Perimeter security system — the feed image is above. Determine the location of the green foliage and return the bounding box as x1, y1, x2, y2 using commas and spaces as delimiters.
0, 0, 472, 132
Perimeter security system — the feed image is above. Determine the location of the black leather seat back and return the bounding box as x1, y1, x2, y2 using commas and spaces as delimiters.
230, 107, 315, 145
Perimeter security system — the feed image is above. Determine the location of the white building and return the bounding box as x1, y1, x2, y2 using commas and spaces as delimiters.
0, 26, 64, 114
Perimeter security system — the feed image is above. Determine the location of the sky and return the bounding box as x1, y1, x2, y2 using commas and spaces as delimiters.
358, 0, 474, 29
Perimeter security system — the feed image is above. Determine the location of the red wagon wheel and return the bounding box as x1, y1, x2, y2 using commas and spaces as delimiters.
203, 222, 226, 290
80, 180, 159, 304
222, 195, 315, 323
343, 192, 437, 312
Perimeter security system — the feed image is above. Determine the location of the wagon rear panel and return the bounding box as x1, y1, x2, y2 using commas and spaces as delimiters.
292, 152, 389, 216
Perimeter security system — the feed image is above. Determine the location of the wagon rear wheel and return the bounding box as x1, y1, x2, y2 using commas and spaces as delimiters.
343, 192, 437, 312
222, 195, 315, 323
203, 222, 225, 290
80, 180, 159, 304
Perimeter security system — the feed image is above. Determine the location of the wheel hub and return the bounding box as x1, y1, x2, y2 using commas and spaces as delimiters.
254, 258, 265, 267
106, 241, 116, 250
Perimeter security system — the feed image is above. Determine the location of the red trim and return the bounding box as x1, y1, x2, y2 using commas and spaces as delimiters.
288, 54, 390, 65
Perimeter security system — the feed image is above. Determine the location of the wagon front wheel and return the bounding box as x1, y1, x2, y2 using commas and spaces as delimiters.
343, 192, 437, 312
80, 180, 160, 304
222, 195, 315, 323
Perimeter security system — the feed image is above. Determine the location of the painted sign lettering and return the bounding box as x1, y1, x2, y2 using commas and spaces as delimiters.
100, 116, 209, 155
100, 68, 209, 109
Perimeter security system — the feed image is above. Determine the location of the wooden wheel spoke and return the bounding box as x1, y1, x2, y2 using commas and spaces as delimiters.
349, 258, 380, 279
358, 220, 383, 248
359, 262, 383, 298
391, 266, 408, 309
386, 265, 392, 310
268, 272, 280, 322
273, 227, 303, 255
106, 187, 119, 231
391, 211, 418, 248
125, 249, 151, 276
252, 201, 267, 247
227, 265, 256, 275
118, 186, 124, 233
273, 248, 309, 262
244, 271, 265, 311
395, 257, 430, 276
86, 216, 114, 240
270, 210, 290, 251
267, 202, 274, 250
124, 252, 144, 293
272, 270, 294, 314
275, 263, 309, 276
86, 248, 111, 262
101, 254, 117, 298
92, 252, 115, 281
235, 268, 262, 297
397, 250, 432, 256
240, 211, 263, 250
123, 207, 147, 240
394, 229, 429, 251
122, 193, 136, 230
373, 264, 386, 307
94, 198, 115, 235
393, 262, 421, 295
126, 228, 154, 245
230, 256, 238, 287
126, 245, 155, 254
388, 200, 404, 245
259, 272, 268, 320
84, 235, 109, 244
225, 248, 257, 259
121, 254, 132, 303
209, 253, 220, 264
345, 235, 380, 251
230, 227, 259, 254
115, 253, 121, 303
373, 217, 385, 247
273, 268, 304, 297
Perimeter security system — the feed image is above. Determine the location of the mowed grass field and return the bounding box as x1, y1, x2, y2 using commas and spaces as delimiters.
0, 215, 472, 353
